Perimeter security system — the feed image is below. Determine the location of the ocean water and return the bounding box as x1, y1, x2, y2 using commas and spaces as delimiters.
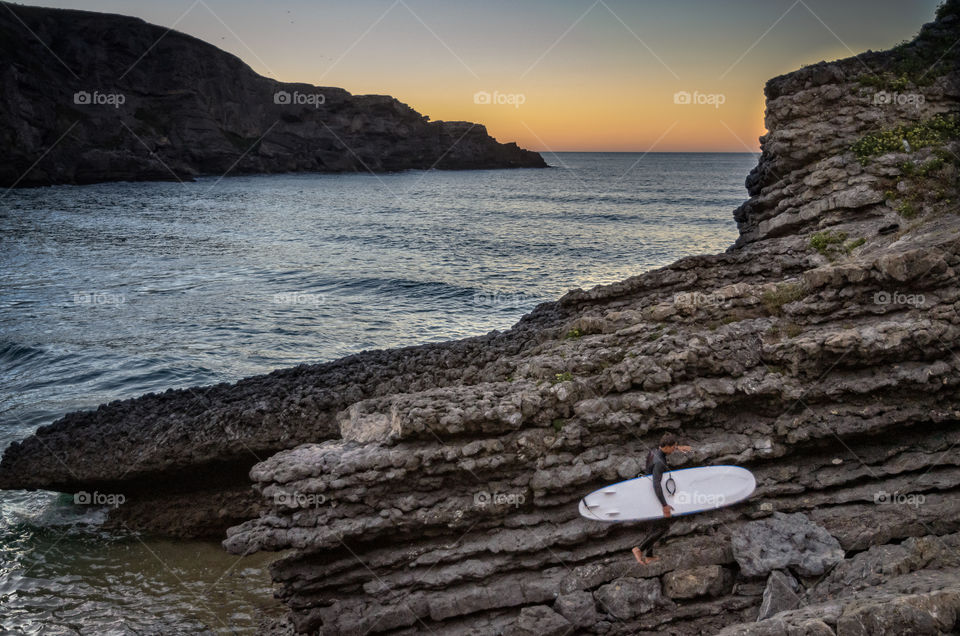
0, 152, 756, 632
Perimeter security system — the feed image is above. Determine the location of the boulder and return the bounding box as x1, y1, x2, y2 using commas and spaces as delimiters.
663, 565, 731, 599
554, 591, 600, 628
594, 577, 662, 620
731, 513, 845, 577
835, 590, 960, 635
757, 570, 801, 621
504, 605, 571, 636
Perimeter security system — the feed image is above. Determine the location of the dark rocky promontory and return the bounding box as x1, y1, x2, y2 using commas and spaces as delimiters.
0, 3, 545, 188
3, 2, 960, 634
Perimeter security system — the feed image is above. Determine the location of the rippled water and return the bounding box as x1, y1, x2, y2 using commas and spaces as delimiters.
0, 152, 756, 632
0, 505, 282, 634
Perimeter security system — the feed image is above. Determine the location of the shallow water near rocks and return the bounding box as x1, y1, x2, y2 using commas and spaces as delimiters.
0, 152, 756, 632
0, 492, 283, 634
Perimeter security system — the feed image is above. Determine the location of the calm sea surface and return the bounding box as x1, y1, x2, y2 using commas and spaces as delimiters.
0, 152, 756, 633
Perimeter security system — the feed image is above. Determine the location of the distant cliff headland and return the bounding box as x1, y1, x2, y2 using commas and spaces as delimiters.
2, 1, 960, 635
0, 3, 545, 188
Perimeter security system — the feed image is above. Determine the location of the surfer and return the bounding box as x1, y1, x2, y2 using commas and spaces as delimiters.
631, 432, 692, 565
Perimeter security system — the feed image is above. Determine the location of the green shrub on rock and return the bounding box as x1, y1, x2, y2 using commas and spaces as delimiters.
852, 115, 960, 164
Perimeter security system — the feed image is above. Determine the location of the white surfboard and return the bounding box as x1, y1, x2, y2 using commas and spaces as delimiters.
578, 465, 755, 522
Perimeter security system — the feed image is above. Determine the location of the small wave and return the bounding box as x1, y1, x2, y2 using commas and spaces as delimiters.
0, 341, 46, 366
1, 491, 109, 535
311, 275, 481, 302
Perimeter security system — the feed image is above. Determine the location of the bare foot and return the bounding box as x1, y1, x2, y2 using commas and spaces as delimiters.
632, 548, 659, 565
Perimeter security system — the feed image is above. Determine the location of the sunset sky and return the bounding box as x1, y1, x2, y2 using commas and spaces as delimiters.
27, 0, 944, 151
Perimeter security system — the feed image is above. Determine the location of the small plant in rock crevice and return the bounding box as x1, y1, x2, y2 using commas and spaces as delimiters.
884, 147, 959, 222
810, 230, 847, 255
552, 372, 573, 384
761, 282, 808, 316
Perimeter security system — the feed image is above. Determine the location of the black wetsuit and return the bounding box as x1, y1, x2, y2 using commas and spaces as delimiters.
647, 448, 669, 508
637, 447, 673, 555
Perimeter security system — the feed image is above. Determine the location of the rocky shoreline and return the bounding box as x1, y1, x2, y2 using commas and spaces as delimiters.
0, 3, 545, 188
3, 2, 960, 634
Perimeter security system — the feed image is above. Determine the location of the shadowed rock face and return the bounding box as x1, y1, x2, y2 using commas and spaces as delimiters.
0, 3, 545, 188
0, 324, 572, 537
3, 3, 960, 635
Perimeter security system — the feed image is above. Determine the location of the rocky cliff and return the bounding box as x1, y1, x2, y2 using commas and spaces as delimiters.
3, 2, 960, 635
0, 3, 545, 188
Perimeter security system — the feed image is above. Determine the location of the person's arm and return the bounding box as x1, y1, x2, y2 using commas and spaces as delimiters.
676, 445, 692, 452
651, 459, 668, 508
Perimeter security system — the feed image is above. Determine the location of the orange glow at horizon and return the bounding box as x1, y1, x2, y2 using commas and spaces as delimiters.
321, 76, 771, 153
